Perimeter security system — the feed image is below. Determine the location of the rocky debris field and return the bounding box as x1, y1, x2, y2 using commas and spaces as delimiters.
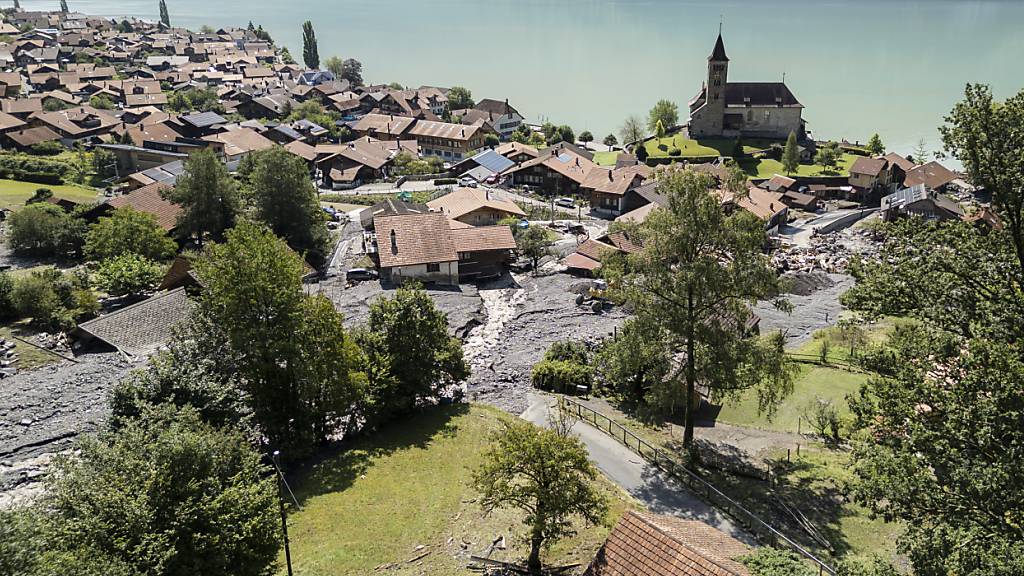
755, 272, 853, 348
463, 273, 626, 414
0, 352, 134, 505
773, 228, 881, 274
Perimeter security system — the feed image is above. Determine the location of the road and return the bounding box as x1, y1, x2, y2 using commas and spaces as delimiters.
520, 393, 755, 545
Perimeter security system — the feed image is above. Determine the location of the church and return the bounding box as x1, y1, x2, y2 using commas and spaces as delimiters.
687, 33, 806, 140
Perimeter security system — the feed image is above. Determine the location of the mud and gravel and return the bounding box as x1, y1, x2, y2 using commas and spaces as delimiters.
754, 273, 853, 347
0, 353, 135, 504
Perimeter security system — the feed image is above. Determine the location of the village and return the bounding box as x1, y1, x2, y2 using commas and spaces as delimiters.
0, 6, 1014, 576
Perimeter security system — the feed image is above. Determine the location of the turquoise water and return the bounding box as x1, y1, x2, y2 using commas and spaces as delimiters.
24, 0, 1024, 155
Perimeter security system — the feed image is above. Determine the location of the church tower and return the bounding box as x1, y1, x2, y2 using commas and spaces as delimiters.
704, 32, 729, 132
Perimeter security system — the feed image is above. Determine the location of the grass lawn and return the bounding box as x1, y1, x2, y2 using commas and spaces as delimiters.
0, 179, 100, 212
283, 404, 635, 575
591, 151, 619, 166
738, 153, 860, 179
0, 322, 65, 370
643, 136, 777, 159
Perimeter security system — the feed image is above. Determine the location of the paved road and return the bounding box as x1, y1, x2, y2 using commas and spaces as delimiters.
520, 393, 755, 545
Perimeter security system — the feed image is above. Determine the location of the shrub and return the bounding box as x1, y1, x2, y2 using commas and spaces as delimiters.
657, 143, 668, 152
6, 203, 85, 257
803, 396, 841, 443
668, 147, 682, 156
532, 359, 593, 394
29, 141, 64, 156
0, 272, 14, 319
11, 268, 96, 331
95, 253, 164, 296
85, 207, 176, 261
25, 188, 53, 204
544, 340, 590, 365
433, 178, 458, 185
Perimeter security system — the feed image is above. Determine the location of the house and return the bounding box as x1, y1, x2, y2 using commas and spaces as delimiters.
352, 112, 416, 141
201, 127, 275, 164
881, 184, 964, 222
562, 238, 621, 276
584, 510, 752, 576
74, 287, 192, 356
96, 141, 194, 177
426, 186, 526, 226
29, 105, 119, 141
495, 141, 539, 164
92, 182, 182, 232
848, 155, 898, 196
506, 143, 597, 196
407, 119, 488, 161
453, 98, 524, 140
177, 111, 228, 137
449, 221, 517, 281
450, 149, 516, 183
0, 110, 27, 136
373, 212, 459, 285
358, 199, 429, 230
581, 164, 651, 217
297, 70, 336, 86
0, 72, 23, 97
725, 185, 789, 233
903, 160, 958, 193
316, 137, 416, 189
4, 125, 62, 151
688, 33, 805, 140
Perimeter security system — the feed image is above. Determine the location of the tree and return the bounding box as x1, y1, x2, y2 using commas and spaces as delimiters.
647, 99, 679, 133
33, 405, 280, 576
354, 285, 468, 426
59, 0, 67, 12
158, 0, 169, 27
447, 86, 474, 110
603, 134, 617, 150
194, 223, 359, 456
247, 146, 329, 264
340, 58, 363, 85
301, 20, 319, 69
6, 202, 85, 257
594, 318, 672, 409
278, 46, 295, 65
517, 225, 554, 274
0, 271, 15, 319
165, 148, 238, 247
85, 207, 176, 261
473, 419, 608, 572
866, 133, 884, 155
840, 85, 1024, 576
324, 55, 343, 78
94, 253, 164, 296
782, 131, 800, 175
13, 0, 19, 10
655, 119, 666, 139
634, 139, 648, 162
911, 138, 929, 164
578, 131, 594, 145
92, 148, 117, 179
11, 268, 97, 331
484, 132, 500, 148
556, 124, 574, 145
604, 169, 794, 447
619, 114, 645, 146
741, 548, 816, 576
815, 141, 840, 171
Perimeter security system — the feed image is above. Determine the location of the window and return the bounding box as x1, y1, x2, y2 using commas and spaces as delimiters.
459, 252, 471, 261
427, 263, 440, 272
746, 110, 753, 122
764, 110, 770, 120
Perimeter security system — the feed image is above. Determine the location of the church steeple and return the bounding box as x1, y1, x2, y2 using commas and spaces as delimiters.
709, 32, 729, 62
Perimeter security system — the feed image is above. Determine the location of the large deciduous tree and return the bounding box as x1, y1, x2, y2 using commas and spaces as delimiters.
247, 146, 329, 265
164, 148, 238, 247
842, 84, 1024, 576
85, 206, 176, 261
604, 169, 794, 447
301, 20, 319, 69
619, 114, 645, 147
473, 419, 608, 573
10, 405, 279, 576
647, 99, 678, 133
447, 86, 474, 110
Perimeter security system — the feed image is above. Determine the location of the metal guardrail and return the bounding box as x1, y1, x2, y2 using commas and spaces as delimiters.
558, 397, 836, 575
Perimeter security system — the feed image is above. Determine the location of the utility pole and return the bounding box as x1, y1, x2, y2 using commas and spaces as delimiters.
272, 450, 299, 576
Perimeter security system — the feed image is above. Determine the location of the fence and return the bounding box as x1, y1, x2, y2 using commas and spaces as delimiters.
558, 397, 836, 575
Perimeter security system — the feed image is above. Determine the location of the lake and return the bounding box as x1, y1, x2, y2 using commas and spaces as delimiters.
22, 0, 1024, 155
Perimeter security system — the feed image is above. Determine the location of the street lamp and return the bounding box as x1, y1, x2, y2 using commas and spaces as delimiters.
271, 450, 300, 576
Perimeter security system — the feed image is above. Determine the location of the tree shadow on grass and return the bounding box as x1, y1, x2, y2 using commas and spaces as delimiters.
288, 403, 470, 506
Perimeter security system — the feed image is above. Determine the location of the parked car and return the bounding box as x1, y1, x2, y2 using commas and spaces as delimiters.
346, 268, 378, 282
555, 197, 575, 208
485, 174, 499, 185
459, 177, 478, 188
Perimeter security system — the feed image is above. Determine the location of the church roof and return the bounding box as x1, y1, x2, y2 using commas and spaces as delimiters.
724, 82, 802, 108
709, 33, 729, 61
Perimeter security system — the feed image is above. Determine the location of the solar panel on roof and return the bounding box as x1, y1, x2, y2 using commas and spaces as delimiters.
182, 111, 227, 128
557, 154, 571, 163
471, 150, 515, 174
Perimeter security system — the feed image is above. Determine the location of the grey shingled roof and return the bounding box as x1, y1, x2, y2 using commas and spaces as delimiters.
76, 288, 192, 356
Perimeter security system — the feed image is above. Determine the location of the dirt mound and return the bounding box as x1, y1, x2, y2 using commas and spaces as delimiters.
782, 271, 836, 296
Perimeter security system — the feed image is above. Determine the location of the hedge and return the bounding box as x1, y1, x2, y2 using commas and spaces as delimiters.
531, 359, 592, 394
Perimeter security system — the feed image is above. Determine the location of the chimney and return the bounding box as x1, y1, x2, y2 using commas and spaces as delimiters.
607, 170, 613, 181
390, 229, 398, 254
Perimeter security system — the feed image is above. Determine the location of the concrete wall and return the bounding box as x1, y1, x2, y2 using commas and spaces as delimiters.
731, 106, 803, 139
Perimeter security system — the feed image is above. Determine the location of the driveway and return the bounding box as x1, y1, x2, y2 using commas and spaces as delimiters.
520, 393, 755, 544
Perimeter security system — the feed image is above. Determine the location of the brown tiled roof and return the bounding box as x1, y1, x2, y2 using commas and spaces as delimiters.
353, 113, 415, 137
375, 213, 457, 268
284, 139, 317, 162
904, 160, 957, 190
584, 511, 751, 576
427, 187, 525, 220
764, 174, 796, 192
76, 288, 192, 357
724, 82, 801, 108
575, 238, 620, 262
201, 127, 275, 157
6, 125, 59, 147
602, 231, 643, 254
407, 119, 482, 142
882, 152, 914, 172
450, 224, 516, 253
849, 156, 887, 177
107, 182, 181, 231
581, 166, 649, 195
494, 141, 538, 159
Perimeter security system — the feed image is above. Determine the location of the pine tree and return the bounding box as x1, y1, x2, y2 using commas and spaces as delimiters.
158, 0, 169, 27
13, 0, 20, 11
782, 131, 800, 175
301, 20, 319, 69
866, 133, 884, 155
60, 0, 68, 13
